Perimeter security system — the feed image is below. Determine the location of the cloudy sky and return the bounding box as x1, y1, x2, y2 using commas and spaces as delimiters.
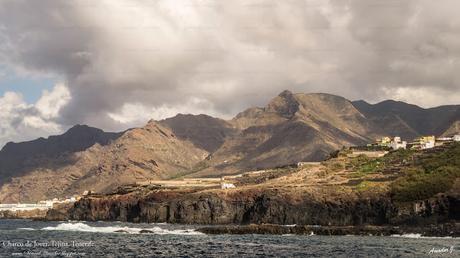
0, 0, 460, 146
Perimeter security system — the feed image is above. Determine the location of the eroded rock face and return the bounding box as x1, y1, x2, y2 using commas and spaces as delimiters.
53, 190, 459, 227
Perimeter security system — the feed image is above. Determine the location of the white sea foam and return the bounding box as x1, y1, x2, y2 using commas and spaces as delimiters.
18, 227, 35, 231
391, 234, 454, 239
391, 233, 422, 238
41, 222, 203, 235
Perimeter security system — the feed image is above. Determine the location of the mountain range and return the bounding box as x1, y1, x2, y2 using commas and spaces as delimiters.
1, 90, 459, 202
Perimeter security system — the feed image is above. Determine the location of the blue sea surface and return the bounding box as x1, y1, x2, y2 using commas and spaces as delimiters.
0, 220, 458, 257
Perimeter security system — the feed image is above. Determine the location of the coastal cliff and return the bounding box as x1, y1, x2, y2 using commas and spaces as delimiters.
49, 189, 459, 227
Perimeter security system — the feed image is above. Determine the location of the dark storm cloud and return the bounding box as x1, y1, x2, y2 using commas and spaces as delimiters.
0, 0, 459, 132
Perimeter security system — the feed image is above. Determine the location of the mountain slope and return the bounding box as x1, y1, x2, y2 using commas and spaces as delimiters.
442, 121, 460, 136
0, 121, 207, 203
0, 125, 122, 182
353, 100, 460, 139
161, 114, 238, 152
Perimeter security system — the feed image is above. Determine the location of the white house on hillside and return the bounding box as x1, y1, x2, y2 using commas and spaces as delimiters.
454, 135, 460, 142
390, 137, 407, 150
221, 183, 236, 189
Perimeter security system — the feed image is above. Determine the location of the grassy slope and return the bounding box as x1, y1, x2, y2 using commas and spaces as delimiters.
342, 143, 460, 202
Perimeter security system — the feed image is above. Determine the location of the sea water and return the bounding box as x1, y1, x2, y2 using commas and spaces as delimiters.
0, 220, 458, 257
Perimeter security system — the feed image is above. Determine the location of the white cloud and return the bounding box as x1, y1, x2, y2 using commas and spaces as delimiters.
108, 97, 225, 127
35, 83, 71, 119
379, 86, 460, 108
0, 83, 71, 147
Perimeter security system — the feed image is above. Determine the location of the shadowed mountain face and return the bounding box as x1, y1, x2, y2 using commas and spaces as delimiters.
353, 100, 460, 139
0, 121, 207, 203
0, 125, 123, 182
160, 114, 238, 152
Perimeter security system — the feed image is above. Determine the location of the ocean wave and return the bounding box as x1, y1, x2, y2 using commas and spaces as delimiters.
391, 233, 423, 238
41, 222, 203, 235
391, 234, 454, 239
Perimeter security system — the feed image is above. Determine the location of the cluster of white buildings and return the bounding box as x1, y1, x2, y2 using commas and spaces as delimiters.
0, 203, 53, 212
374, 134, 460, 151
374, 136, 407, 150
0, 196, 81, 212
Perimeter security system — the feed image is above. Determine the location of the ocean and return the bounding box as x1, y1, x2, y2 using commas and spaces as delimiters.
0, 220, 457, 257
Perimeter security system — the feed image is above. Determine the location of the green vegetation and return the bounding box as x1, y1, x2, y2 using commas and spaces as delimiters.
358, 159, 381, 173
356, 181, 371, 192
390, 144, 460, 202
347, 155, 383, 178
343, 144, 460, 202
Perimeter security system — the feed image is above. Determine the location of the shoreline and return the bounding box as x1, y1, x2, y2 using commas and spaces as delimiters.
1, 217, 458, 238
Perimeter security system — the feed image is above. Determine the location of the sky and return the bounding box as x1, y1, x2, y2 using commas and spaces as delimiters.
0, 0, 460, 146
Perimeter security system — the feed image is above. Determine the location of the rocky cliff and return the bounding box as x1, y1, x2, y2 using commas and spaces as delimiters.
52, 184, 459, 227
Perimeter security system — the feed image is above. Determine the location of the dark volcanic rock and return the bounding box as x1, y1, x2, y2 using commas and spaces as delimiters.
52, 189, 459, 229
139, 229, 154, 234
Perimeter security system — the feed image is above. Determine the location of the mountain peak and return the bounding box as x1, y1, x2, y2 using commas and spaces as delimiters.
278, 90, 294, 98
65, 124, 95, 134
268, 90, 299, 119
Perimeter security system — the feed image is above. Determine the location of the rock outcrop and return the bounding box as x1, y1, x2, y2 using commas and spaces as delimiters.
52, 189, 459, 228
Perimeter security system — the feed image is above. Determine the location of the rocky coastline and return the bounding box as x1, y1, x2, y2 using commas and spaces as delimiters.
39, 187, 460, 237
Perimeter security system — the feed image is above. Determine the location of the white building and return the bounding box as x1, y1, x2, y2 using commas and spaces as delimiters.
221, 183, 236, 189
390, 137, 407, 150
454, 135, 460, 142
421, 140, 435, 149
